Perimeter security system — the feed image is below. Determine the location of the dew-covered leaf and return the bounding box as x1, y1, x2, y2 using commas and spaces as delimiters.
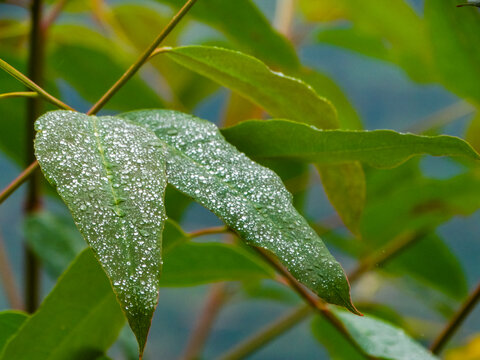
161, 46, 337, 129
0, 249, 125, 360
34, 110, 167, 353
0, 312, 27, 353
161, 242, 275, 286
221, 119, 480, 168
120, 109, 357, 312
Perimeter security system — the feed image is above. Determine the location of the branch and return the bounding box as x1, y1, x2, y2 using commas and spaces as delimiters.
87, 0, 198, 115
0, 58, 74, 111
0, 91, 38, 100
189, 226, 230, 239
0, 162, 39, 206
430, 280, 480, 354
0, 230, 23, 310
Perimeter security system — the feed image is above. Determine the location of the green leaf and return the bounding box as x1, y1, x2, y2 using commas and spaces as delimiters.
120, 109, 357, 313
0, 312, 27, 353
425, 0, 480, 102
161, 46, 337, 129
221, 119, 480, 168
331, 308, 438, 360
34, 111, 167, 353
161, 242, 275, 286
155, 0, 299, 70
0, 249, 125, 360
23, 212, 86, 278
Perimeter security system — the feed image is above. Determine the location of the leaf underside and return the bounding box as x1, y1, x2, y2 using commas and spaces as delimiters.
120, 109, 356, 312
34, 110, 167, 353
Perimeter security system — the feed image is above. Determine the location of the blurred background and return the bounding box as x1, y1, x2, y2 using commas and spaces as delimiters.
1, 0, 480, 358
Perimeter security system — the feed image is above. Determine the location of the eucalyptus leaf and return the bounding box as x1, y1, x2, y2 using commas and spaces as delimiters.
120, 109, 357, 312
34, 111, 167, 353
0, 312, 27, 353
221, 119, 480, 168
0, 249, 125, 360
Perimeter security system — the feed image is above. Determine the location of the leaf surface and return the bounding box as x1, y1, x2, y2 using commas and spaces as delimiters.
221, 119, 480, 168
0, 249, 125, 360
120, 109, 356, 312
34, 110, 167, 353
0, 312, 27, 353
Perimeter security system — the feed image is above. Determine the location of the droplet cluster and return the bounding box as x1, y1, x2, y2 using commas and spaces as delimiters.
122, 110, 351, 306
35, 110, 167, 326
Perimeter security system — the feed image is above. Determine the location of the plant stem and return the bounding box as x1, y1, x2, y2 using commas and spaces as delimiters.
0, 162, 39, 206
182, 283, 229, 360
41, 0, 68, 31
0, 91, 38, 100
218, 304, 311, 360
0, 58, 73, 111
430, 280, 480, 354
0, 230, 24, 310
87, 0, 198, 115
23, 0, 45, 314
189, 226, 230, 239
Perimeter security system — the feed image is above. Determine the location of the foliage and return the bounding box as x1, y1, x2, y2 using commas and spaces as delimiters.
0, 0, 480, 359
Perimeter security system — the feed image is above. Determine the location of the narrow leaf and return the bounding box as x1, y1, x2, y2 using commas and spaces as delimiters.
221, 119, 480, 168
34, 110, 167, 353
0, 249, 125, 360
120, 109, 357, 313
0, 312, 27, 353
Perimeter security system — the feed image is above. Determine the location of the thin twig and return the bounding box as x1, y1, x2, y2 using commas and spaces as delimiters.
274, 0, 296, 39
0, 91, 38, 100
182, 283, 230, 360
430, 281, 480, 354
0, 230, 24, 310
87, 0, 198, 115
0, 58, 74, 111
0, 162, 39, 206
41, 0, 68, 31
189, 226, 230, 239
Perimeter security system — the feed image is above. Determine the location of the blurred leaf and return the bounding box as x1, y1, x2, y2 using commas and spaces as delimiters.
0, 249, 125, 360
466, 113, 480, 153
313, 309, 438, 360
162, 45, 337, 129
165, 185, 192, 222
425, 0, 480, 102
0, 312, 27, 352
163, 219, 189, 254
161, 242, 275, 286
317, 163, 366, 236
446, 334, 480, 360
242, 280, 300, 305
299, 0, 346, 22
121, 109, 357, 312
34, 111, 167, 353
221, 119, 480, 168
23, 212, 86, 278
155, 0, 299, 69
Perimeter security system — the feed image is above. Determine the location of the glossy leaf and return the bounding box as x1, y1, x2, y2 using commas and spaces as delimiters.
312, 308, 438, 360
221, 119, 480, 168
161, 242, 275, 286
161, 46, 337, 129
0, 312, 27, 352
120, 109, 357, 312
0, 249, 125, 360
155, 0, 299, 69
34, 110, 167, 353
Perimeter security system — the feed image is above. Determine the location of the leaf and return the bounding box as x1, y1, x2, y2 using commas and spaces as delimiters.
312, 309, 438, 360
120, 109, 357, 313
425, 0, 480, 102
446, 334, 480, 360
161, 242, 275, 286
221, 119, 480, 168
23, 212, 86, 278
0, 312, 27, 353
161, 45, 337, 129
0, 249, 125, 360
34, 110, 167, 353
155, 0, 299, 70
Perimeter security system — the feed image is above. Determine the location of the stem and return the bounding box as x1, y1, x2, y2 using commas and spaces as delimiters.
0, 91, 38, 100
41, 0, 68, 31
189, 226, 230, 239
218, 304, 311, 360
430, 281, 480, 354
0, 230, 24, 310
0, 58, 74, 111
182, 283, 229, 360
24, 0, 45, 313
274, 0, 295, 39
0, 161, 39, 206
87, 0, 198, 115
